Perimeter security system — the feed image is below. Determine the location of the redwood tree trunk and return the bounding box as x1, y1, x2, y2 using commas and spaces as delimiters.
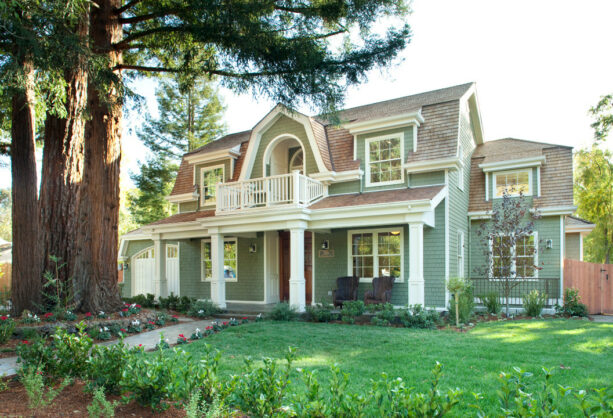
39, 14, 89, 307
11, 58, 41, 314
73, 0, 123, 312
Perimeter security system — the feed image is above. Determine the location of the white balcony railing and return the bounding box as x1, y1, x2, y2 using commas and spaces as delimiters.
217, 171, 327, 213
216, 171, 327, 213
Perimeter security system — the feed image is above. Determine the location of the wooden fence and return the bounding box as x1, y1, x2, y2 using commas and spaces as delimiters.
564, 259, 613, 314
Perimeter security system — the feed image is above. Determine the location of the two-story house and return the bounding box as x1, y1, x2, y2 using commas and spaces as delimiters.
118, 82, 591, 311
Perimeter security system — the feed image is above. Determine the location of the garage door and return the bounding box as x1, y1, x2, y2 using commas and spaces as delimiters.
166, 244, 180, 296
132, 247, 155, 296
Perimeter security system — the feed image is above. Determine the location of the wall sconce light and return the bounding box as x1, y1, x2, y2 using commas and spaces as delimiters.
249, 243, 257, 253
192, 184, 200, 200
321, 240, 330, 250
123, 262, 129, 270
546, 239, 553, 249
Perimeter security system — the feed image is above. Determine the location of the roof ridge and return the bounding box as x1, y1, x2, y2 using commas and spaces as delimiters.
185, 129, 252, 155
486, 137, 573, 149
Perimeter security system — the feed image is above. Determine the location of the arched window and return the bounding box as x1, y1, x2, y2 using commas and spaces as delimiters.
289, 149, 304, 174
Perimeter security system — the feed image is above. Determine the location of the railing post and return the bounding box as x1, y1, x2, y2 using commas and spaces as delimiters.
292, 170, 300, 206
266, 177, 270, 207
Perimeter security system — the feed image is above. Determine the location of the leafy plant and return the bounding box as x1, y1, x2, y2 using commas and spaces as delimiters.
22, 367, 72, 410
87, 386, 119, 418
87, 339, 139, 394
185, 391, 227, 418
21, 310, 41, 324
448, 280, 474, 325
371, 303, 396, 326
50, 322, 93, 378
16, 338, 54, 375
556, 288, 589, 317
340, 300, 365, 324
40, 255, 74, 313
399, 304, 441, 329
0, 314, 15, 343
523, 290, 547, 317
267, 302, 298, 321
447, 277, 470, 327
479, 291, 502, 315
305, 303, 336, 322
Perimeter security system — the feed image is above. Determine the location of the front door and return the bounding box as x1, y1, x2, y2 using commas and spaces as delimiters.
279, 231, 312, 304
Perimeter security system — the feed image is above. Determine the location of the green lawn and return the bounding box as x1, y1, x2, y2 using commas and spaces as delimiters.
184, 319, 613, 414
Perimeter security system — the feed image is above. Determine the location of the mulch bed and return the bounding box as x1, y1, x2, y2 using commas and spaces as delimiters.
0, 378, 185, 417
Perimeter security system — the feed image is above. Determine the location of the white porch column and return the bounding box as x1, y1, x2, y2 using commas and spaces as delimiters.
153, 237, 167, 298
408, 222, 425, 306
210, 233, 227, 309
289, 227, 306, 312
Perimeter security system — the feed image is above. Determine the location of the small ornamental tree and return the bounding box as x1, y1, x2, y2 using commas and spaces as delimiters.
474, 190, 543, 317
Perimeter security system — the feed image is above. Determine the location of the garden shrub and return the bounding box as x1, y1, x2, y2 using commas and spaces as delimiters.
340, 300, 365, 324
523, 290, 547, 317
88, 386, 119, 418
371, 303, 396, 326
556, 288, 589, 317
50, 322, 93, 378
304, 303, 336, 322
400, 304, 441, 329
479, 291, 502, 315
448, 284, 474, 324
188, 300, 222, 318
228, 347, 296, 417
0, 314, 15, 344
267, 302, 298, 321
87, 339, 139, 394
126, 293, 156, 308
16, 338, 54, 375
22, 367, 72, 410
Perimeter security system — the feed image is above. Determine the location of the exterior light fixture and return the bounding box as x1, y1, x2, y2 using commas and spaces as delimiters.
321, 240, 330, 250
546, 239, 553, 249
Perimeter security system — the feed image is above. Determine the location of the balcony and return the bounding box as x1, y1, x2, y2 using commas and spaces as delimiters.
216, 171, 327, 213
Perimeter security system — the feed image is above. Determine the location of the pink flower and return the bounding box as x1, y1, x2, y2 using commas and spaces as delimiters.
178, 334, 184, 338
0, 316, 7, 321
138, 344, 142, 347
43, 313, 53, 318
172, 315, 178, 318
120, 328, 127, 332
122, 308, 128, 312
135, 304, 141, 308
242, 317, 247, 320
148, 321, 155, 325
22, 340, 29, 345
206, 326, 213, 330
223, 321, 228, 326
85, 312, 92, 317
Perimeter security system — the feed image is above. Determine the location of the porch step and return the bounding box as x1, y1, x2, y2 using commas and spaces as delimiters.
216, 313, 262, 320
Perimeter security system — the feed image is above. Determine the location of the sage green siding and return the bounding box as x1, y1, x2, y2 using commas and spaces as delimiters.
565, 233, 581, 260
194, 159, 233, 210
121, 240, 154, 298
179, 201, 198, 213
250, 115, 319, 179
226, 234, 264, 301
424, 202, 447, 307
328, 181, 360, 195
470, 215, 563, 280
409, 171, 445, 187
356, 127, 413, 191
179, 240, 210, 299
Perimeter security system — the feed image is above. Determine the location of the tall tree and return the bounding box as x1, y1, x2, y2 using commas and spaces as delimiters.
128, 156, 178, 225
71, 0, 411, 311
574, 148, 613, 264
139, 76, 226, 159
590, 94, 612, 143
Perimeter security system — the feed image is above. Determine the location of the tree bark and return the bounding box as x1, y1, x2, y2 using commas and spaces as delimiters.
11, 57, 41, 314
73, 0, 123, 312
39, 12, 89, 306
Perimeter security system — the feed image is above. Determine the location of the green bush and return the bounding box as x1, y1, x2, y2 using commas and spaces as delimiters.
371, 303, 396, 326
448, 284, 474, 324
304, 303, 336, 322
479, 291, 502, 315
188, 300, 222, 318
399, 304, 441, 329
87, 339, 139, 394
523, 290, 547, 317
21, 367, 72, 410
556, 288, 589, 317
267, 302, 297, 321
125, 293, 156, 308
340, 300, 365, 324
50, 322, 93, 378
16, 338, 54, 375
0, 315, 15, 344
88, 386, 119, 418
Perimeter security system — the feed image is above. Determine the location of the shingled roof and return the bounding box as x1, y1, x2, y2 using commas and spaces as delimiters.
170, 83, 475, 197
468, 138, 574, 212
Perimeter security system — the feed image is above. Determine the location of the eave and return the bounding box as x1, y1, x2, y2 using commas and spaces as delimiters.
479, 156, 546, 173
342, 110, 425, 136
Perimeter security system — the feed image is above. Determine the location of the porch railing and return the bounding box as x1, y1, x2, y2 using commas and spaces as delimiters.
217, 171, 327, 213
469, 277, 561, 308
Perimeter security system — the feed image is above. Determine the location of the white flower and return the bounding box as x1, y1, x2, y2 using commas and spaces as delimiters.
103, 327, 109, 332
198, 309, 204, 314
196, 328, 201, 333
99, 311, 105, 315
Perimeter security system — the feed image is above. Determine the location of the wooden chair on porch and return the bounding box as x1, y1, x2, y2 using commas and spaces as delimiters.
364, 276, 395, 305
332, 276, 359, 307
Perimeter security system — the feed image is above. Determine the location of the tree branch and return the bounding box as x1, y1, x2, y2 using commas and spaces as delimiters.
114, 0, 143, 15
119, 10, 179, 25
113, 26, 184, 50
114, 64, 181, 73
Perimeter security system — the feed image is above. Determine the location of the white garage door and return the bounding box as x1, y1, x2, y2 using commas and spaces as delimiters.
166, 244, 180, 296
132, 247, 155, 296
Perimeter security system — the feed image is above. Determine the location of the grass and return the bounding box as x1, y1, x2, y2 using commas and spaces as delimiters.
183, 319, 612, 414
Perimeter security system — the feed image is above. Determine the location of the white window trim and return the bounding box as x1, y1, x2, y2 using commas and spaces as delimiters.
288, 148, 305, 173
200, 237, 238, 282
364, 133, 405, 187
347, 227, 404, 283
492, 168, 533, 198
200, 164, 225, 207
457, 230, 465, 278
488, 232, 539, 280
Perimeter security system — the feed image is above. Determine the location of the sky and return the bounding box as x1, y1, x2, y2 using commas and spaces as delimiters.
2, 0, 613, 189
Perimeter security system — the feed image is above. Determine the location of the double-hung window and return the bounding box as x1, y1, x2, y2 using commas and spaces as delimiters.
494, 169, 531, 197
490, 233, 537, 279
201, 238, 238, 282
201, 165, 224, 206
349, 229, 403, 282
366, 135, 403, 186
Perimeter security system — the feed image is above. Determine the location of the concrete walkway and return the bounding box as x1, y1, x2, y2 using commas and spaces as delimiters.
0, 318, 216, 377
591, 315, 613, 323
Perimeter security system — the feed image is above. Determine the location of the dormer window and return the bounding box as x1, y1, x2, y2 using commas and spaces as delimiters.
289, 149, 304, 174
366, 134, 404, 186
201, 165, 224, 206
494, 169, 531, 197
